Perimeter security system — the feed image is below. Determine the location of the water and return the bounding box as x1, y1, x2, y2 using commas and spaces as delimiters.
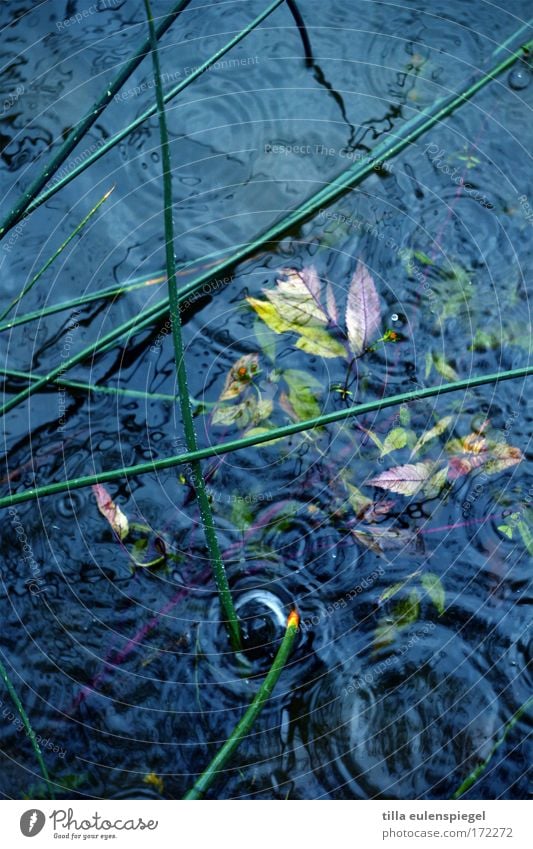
0, 0, 531, 800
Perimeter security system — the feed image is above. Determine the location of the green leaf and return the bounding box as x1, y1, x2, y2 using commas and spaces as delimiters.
421, 572, 445, 615
399, 405, 411, 427
380, 427, 409, 456
346, 483, 372, 516
497, 523, 513, 539
283, 369, 322, 420
295, 326, 347, 358
393, 589, 421, 627
378, 569, 421, 604
410, 415, 454, 457
254, 318, 277, 362
246, 297, 295, 334
432, 353, 459, 381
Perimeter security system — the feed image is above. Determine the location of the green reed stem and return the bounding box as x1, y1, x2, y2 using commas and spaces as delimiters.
144, 0, 242, 652
25, 0, 286, 218
0, 655, 54, 799
0, 271, 166, 334
1, 35, 529, 420
184, 610, 299, 800
1, 365, 530, 510
0, 188, 114, 324
0, 0, 192, 241
453, 696, 533, 799
1, 367, 178, 404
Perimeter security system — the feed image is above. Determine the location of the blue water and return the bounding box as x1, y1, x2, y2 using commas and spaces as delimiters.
0, 0, 531, 799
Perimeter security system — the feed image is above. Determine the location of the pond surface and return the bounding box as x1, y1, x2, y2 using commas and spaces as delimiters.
0, 0, 531, 799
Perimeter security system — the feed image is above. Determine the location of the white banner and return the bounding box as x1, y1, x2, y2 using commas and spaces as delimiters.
2, 800, 530, 848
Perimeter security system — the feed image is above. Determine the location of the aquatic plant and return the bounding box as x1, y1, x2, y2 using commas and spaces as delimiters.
0, 1, 531, 800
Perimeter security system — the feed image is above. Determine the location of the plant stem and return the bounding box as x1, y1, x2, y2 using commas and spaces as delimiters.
1, 364, 531, 510
0, 655, 54, 799
24, 0, 286, 219
143, 0, 242, 652
0, 0, 192, 241
1, 37, 529, 418
1, 367, 177, 404
453, 696, 533, 799
0, 272, 166, 334
0, 188, 114, 323
184, 610, 299, 799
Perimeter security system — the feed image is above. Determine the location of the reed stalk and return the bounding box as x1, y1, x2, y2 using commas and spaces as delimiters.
0, 1, 192, 241
0, 188, 114, 323
0, 364, 530, 510
184, 610, 299, 799
24, 0, 287, 219
0, 656, 54, 798
1, 34, 529, 421
143, 0, 242, 651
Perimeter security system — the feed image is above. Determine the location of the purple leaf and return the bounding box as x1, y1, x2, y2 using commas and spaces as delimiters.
326, 281, 339, 324
345, 262, 381, 355
366, 462, 434, 495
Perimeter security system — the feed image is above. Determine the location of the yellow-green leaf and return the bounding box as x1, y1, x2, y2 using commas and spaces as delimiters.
380, 427, 409, 457
295, 326, 347, 358
421, 572, 445, 615
411, 415, 454, 457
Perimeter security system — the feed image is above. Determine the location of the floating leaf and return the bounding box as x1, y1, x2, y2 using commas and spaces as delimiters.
212, 397, 272, 428
380, 427, 409, 457
366, 461, 434, 495
326, 281, 339, 324
265, 267, 328, 327
219, 353, 259, 401
421, 572, 445, 615
345, 262, 381, 355
295, 326, 347, 358
246, 297, 295, 334
283, 369, 322, 420
92, 484, 129, 540
411, 415, 453, 457
483, 443, 523, 475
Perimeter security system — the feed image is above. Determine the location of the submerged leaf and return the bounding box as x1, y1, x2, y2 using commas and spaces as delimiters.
410, 415, 453, 457
92, 484, 129, 540
366, 461, 434, 495
379, 570, 421, 604
283, 369, 322, 420
345, 262, 381, 355
431, 353, 459, 381
421, 572, 445, 615
448, 442, 523, 480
